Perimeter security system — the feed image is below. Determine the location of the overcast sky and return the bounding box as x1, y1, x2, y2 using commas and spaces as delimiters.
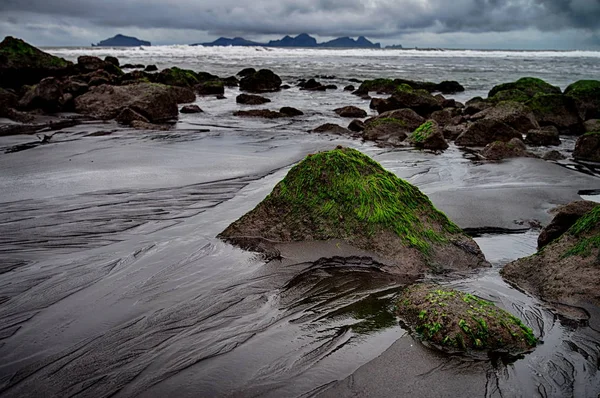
0, 0, 599, 49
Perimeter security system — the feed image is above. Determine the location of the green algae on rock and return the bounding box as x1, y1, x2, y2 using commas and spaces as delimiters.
397, 284, 537, 354
502, 205, 600, 311
488, 77, 561, 99
219, 147, 488, 274
564, 80, 600, 120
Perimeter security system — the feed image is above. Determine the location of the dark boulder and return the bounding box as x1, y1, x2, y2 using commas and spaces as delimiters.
463, 97, 491, 116
480, 138, 533, 160
239, 69, 282, 93
236, 93, 270, 105
584, 119, 600, 133
573, 132, 600, 162
525, 126, 561, 146
334, 106, 367, 118
455, 119, 523, 147
279, 107, 303, 116
156, 67, 199, 87
18, 77, 64, 112
116, 107, 149, 125
363, 119, 409, 144
119, 70, 155, 85
369, 97, 386, 110
537, 201, 599, 249
300, 78, 325, 91
74, 83, 182, 122
375, 90, 442, 116
542, 150, 566, 161
122, 64, 145, 69
0, 36, 73, 89
430, 109, 453, 127
564, 80, 600, 121
195, 81, 225, 96
144, 65, 158, 72
443, 124, 467, 140
436, 80, 465, 94
374, 108, 426, 131
348, 119, 365, 132
409, 120, 448, 150
237, 67, 256, 77
77, 56, 122, 76
471, 101, 539, 134
180, 104, 203, 114
344, 85, 355, 91
312, 123, 353, 136
222, 76, 239, 87
233, 109, 284, 119
104, 56, 119, 67
526, 94, 583, 135
0, 87, 18, 114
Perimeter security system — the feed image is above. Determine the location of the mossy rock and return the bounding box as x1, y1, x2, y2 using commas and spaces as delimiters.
156, 67, 200, 87
409, 120, 449, 150
0, 36, 73, 89
502, 206, 600, 310
489, 89, 530, 103
488, 77, 561, 100
564, 80, 600, 120
219, 147, 488, 274
397, 284, 537, 355
525, 94, 582, 134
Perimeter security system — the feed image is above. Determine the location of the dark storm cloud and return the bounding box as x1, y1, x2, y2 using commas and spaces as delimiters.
0, 0, 599, 41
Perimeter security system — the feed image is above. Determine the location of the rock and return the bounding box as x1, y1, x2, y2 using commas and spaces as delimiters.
222, 76, 239, 87
480, 138, 533, 160
0, 87, 18, 114
104, 56, 119, 67
564, 80, 600, 120
233, 109, 284, 119
409, 120, 449, 150
525, 126, 561, 146
488, 89, 531, 104
363, 119, 409, 144
463, 97, 491, 116
239, 69, 282, 93
471, 101, 539, 134
300, 79, 325, 91
443, 125, 467, 140
4, 108, 34, 123
537, 201, 599, 249
215, 95, 226, 100
348, 119, 365, 132
344, 85, 355, 91
430, 109, 453, 127
349, 78, 361, 83
18, 77, 63, 112
397, 284, 536, 353
542, 150, 566, 161
324, 84, 337, 90
312, 123, 353, 136
281, 84, 291, 90
355, 78, 464, 96
237, 67, 256, 77
488, 77, 561, 99
369, 97, 386, 110
74, 83, 181, 122
130, 120, 171, 131
442, 98, 457, 108
236, 93, 270, 105
436, 80, 465, 94
218, 147, 488, 273
334, 106, 367, 118
195, 81, 225, 95
156, 67, 199, 87
526, 94, 583, 135
0, 36, 73, 89
144, 65, 158, 72
62, 77, 89, 97
168, 86, 196, 104
180, 104, 203, 114
77, 56, 122, 76
584, 119, 600, 133
115, 107, 149, 125
373, 109, 426, 131
573, 132, 600, 162
502, 206, 600, 311
122, 64, 145, 69
279, 107, 303, 116
375, 90, 442, 117
455, 119, 523, 147
119, 70, 155, 85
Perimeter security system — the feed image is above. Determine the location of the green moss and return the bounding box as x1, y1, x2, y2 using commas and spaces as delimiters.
398, 285, 537, 351
358, 78, 395, 92
489, 89, 529, 103
584, 131, 600, 136
0, 36, 70, 68
202, 80, 224, 88
411, 121, 434, 143
488, 77, 561, 99
564, 80, 600, 98
394, 83, 414, 94
562, 206, 600, 257
158, 67, 199, 87
265, 147, 462, 254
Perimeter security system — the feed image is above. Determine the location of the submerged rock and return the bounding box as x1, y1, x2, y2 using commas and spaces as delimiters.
233, 109, 284, 119
573, 132, 600, 162
542, 150, 566, 161
279, 106, 303, 116
219, 147, 488, 274
311, 123, 353, 136
409, 120, 448, 150
236, 93, 270, 105
397, 284, 537, 354
180, 104, 203, 114
502, 205, 600, 310
0, 36, 73, 89
334, 106, 367, 118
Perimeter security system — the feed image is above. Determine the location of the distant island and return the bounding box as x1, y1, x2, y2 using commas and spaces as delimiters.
386, 44, 404, 49
192, 33, 382, 49
93, 34, 151, 47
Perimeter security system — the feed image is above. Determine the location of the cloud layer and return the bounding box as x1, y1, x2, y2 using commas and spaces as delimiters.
0, 0, 599, 48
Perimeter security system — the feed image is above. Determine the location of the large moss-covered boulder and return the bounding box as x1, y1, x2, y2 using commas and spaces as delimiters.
409, 120, 449, 150
0, 36, 73, 89
219, 147, 488, 274
564, 80, 600, 121
573, 131, 600, 162
355, 78, 464, 96
362, 109, 424, 144
488, 77, 561, 100
526, 94, 583, 135
239, 69, 282, 93
502, 206, 600, 309
397, 284, 537, 354
74, 83, 186, 122
155, 67, 200, 87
